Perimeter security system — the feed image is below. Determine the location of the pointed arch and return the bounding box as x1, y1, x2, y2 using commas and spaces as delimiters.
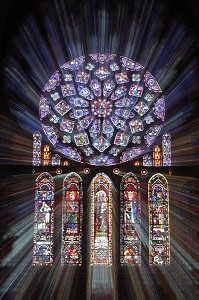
33, 172, 54, 265
91, 173, 112, 265
148, 173, 170, 265
62, 172, 83, 265
120, 173, 141, 265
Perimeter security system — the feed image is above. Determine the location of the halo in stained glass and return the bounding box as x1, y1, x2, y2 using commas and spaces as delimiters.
40, 54, 165, 165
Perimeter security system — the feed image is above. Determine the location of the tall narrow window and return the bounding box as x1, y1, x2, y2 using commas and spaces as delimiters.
148, 173, 170, 265
162, 133, 171, 166
120, 173, 141, 265
32, 131, 42, 166
143, 154, 152, 166
91, 173, 112, 265
153, 145, 162, 166
33, 172, 54, 266
42, 145, 51, 166
62, 173, 83, 265
52, 154, 61, 166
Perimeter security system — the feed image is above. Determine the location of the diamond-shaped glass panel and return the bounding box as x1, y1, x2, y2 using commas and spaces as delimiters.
93, 136, 111, 152
55, 100, 71, 116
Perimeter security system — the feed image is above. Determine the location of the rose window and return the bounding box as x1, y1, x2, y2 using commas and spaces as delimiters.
40, 54, 165, 165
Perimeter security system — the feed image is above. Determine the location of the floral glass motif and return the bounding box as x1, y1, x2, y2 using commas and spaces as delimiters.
91, 173, 112, 265
162, 133, 171, 166
120, 173, 141, 265
62, 173, 83, 265
33, 131, 42, 166
33, 172, 54, 266
41, 54, 165, 165
148, 173, 170, 265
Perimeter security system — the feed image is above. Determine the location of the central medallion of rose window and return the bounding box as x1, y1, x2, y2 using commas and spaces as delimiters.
92, 98, 112, 117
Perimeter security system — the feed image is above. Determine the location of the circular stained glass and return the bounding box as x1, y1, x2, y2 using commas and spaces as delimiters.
40, 54, 165, 165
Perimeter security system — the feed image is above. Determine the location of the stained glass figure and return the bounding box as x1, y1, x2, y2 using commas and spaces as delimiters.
90, 79, 101, 97
33, 131, 42, 166
75, 71, 90, 84
129, 84, 143, 97
162, 133, 171, 166
103, 80, 115, 97
51, 154, 61, 166
114, 132, 129, 146
94, 67, 110, 80
54, 100, 71, 116
148, 173, 170, 265
120, 173, 141, 265
33, 172, 54, 266
153, 145, 162, 166
41, 54, 165, 165
42, 145, 51, 166
74, 132, 90, 146
91, 173, 112, 265
60, 119, 74, 133
62, 173, 83, 265
93, 136, 110, 152
143, 154, 153, 166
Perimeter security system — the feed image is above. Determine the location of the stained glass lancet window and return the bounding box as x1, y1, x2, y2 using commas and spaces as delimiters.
91, 173, 112, 265
120, 173, 141, 265
143, 154, 152, 166
32, 131, 42, 166
148, 173, 170, 265
42, 145, 51, 166
62, 173, 83, 265
162, 133, 171, 166
33, 172, 54, 266
153, 145, 162, 166
52, 154, 61, 166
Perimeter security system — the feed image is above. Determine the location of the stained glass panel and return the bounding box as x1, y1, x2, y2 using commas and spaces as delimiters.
120, 173, 141, 265
42, 145, 51, 166
32, 131, 42, 166
33, 172, 54, 266
153, 145, 162, 166
162, 133, 171, 166
148, 173, 170, 265
91, 173, 112, 265
62, 173, 83, 265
